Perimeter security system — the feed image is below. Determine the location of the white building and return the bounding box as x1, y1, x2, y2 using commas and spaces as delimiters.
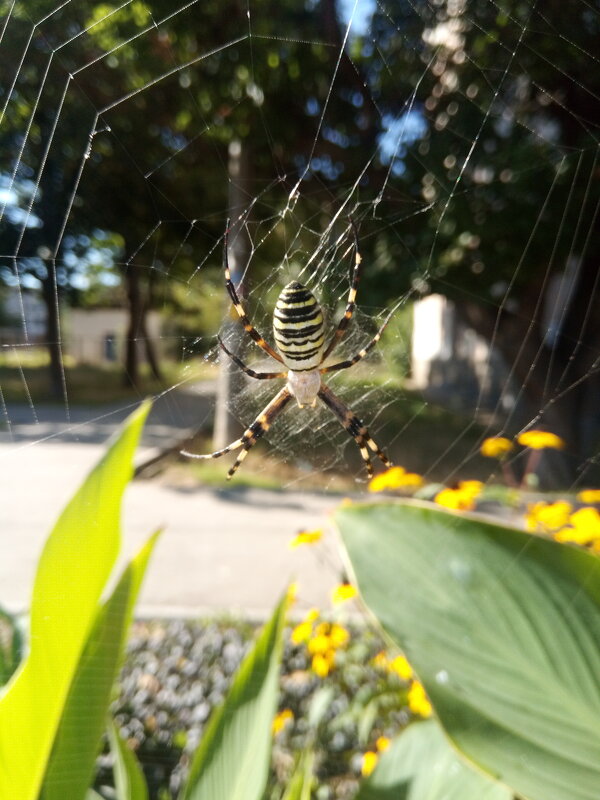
411, 294, 514, 411
65, 307, 163, 364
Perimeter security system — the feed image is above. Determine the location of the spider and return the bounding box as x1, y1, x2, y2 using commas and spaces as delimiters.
182, 222, 393, 480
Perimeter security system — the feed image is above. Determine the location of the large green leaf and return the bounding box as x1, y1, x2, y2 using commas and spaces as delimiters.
108, 720, 149, 800
335, 501, 600, 800
41, 531, 159, 800
0, 401, 151, 800
179, 591, 289, 800
356, 720, 511, 800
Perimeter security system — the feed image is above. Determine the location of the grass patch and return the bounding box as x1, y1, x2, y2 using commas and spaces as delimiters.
0, 349, 186, 405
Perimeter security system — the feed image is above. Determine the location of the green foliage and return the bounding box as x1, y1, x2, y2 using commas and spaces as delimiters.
41, 531, 160, 800
108, 721, 149, 800
356, 720, 511, 800
109, 616, 405, 798
0, 401, 154, 800
279, 749, 315, 800
335, 500, 600, 800
180, 591, 289, 800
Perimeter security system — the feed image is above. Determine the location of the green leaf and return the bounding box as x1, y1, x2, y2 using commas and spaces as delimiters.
0, 401, 151, 800
356, 720, 511, 800
307, 686, 334, 730
335, 501, 600, 800
281, 749, 315, 800
108, 720, 149, 800
41, 531, 159, 800
179, 590, 290, 800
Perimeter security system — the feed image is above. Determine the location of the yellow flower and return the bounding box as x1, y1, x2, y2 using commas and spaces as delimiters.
480, 436, 513, 458
458, 480, 484, 495
290, 528, 323, 548
361, 750, 379, 777
376, 736, 391, 752
329, 623, 350, 649
368, 466, 424, 492
434, 481, 482, 511
308, 633, 331, 655
291, 621, 313, 645
555, 507, 600, 546
525, 501, 572, 533
311, 650, 335, 678
517, 431, 565, 450
331, 582, 357, 605
435, 488, 466, 510
577, 489, 600, 504
408, 681, 432, 717
272, 708, 294, 735
389, 655, 413, 681
394, 471, 425, 488
309, 621, 349, 652
372, 651, 389, 670
369, 466, 405, 492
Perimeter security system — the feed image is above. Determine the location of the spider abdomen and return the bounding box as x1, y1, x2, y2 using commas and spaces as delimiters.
273, 281, 325, 370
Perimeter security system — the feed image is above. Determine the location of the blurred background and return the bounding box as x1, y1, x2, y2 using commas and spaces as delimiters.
1, 0, 599, 491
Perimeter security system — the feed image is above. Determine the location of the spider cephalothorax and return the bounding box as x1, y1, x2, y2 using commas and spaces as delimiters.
182, 223, 393, 480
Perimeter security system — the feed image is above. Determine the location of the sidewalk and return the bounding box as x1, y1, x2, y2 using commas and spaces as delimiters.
0, 392, 347, 618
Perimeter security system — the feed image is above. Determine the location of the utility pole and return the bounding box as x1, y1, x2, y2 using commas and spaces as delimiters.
213, 139, 249, 449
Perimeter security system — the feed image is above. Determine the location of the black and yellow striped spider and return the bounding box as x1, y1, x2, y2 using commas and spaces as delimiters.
182, 223, 393, 480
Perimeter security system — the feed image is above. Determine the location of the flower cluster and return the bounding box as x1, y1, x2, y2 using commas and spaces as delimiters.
361, 735, 391, 777
526, 501, 600, 549
291, 609, 350, 678
479, 430, 566, 459
372, 650, 432, 717
361, 651, 432, 777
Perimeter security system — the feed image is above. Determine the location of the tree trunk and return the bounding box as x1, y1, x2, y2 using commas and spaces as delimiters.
32, 133, 66, 402
213, 139, 250, 449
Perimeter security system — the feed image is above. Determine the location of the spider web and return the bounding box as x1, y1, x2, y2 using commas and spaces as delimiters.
0, 2, 597, 496
0, 11, 598, 528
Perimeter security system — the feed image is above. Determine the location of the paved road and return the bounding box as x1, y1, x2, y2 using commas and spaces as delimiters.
0, 392, 347, 618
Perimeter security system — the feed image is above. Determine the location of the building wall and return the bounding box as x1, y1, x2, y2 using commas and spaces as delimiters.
411, 294, 514, 411
65, 308, 162, 364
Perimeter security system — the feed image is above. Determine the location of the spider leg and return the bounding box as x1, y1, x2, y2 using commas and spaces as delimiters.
181, 386, 293, 480
217, 336, 287, 380
223, 220, 284, 363
321, 220, 362, 361
318, 384, 392, 477
320, 308, 394, 374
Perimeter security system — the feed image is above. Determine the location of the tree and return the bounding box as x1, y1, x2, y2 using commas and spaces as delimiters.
368, 0, 600, 484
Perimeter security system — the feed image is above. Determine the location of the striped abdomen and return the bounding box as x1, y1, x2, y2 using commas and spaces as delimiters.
273, 281, 325, 370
